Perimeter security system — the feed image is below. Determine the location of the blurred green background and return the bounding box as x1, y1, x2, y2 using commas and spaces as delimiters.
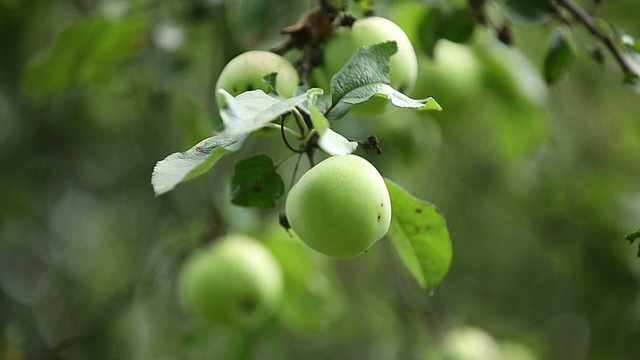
2, 0, 640, 359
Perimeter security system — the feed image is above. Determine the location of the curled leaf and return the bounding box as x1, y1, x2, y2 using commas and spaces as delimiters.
152, 134, 243, 196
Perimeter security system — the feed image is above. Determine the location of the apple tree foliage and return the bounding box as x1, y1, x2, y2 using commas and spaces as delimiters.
152, 40, 452, 289
4, 0, 640, 357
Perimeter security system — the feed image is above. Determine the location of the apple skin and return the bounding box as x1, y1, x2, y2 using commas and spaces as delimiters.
215, 50, 299, 107
414, 40, 483, 109
285, 155, 392, 258
315, 17, 418, 116
177, 234, 283, 328
440, 326, 504, 360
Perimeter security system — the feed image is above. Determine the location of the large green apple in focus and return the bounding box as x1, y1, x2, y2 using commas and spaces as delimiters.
285, 155, 392, 258
177, 235, 283, 328
215, 50, 299, 108
315, 16, 418, 116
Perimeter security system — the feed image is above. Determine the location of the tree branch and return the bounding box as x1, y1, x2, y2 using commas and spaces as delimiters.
555, 0, 638, 77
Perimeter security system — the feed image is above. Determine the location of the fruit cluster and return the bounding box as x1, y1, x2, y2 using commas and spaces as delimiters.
178, 13, 421, 328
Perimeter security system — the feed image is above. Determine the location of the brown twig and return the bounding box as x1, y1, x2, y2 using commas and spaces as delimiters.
270, 1, 339, 55
555, 0, 638, 77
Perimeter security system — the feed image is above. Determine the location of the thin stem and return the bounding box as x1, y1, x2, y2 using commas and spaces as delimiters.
300, 47, 313, 88
289, 153, 304, 190
555, 0, 638, 77
274, 152, 298, 168
304, 128, 318, 145
280, 116, 304, 154
265, 123, 302, 138
306, 150, 317, 167
291, 108, 310, 136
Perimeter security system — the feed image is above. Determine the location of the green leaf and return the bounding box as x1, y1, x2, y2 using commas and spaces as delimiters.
305, 88, 331, 119
309, 100, 330, 134
78, 16, 146, 82
230, 155, 285, 208
417, 8, 445, 54
262, 72, 278, 94
593, 17, 615, 39
314, 120, 358, 156
153, 88, 319, 196
543, 30, 575, 84
218, 89, 280, 131
622, 72, 640, 94
384, 178, 452, 289
330, 41, 397, 104
505, 0, 551, 24
327, 42, 441, 118
308, 89, 358, 156
218, 89, 308, 136
151, 134, 243, 196
626, 229, 640, 243
626, 229, 640, 257
338, 83, 442, 110
416, 7, 475, 54
22, 15, 146, 98
438, 7, 475, 44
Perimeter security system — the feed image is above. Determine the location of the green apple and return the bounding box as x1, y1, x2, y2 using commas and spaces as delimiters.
215, 50, 299, 107
316, 16, 418, 116
440, 326, 504, 360
414, 40, 483, 108
177, 234, 283, 328
285, 155, 392, 258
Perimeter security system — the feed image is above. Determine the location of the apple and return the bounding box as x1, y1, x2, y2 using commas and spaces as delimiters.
215, 50, 300, 107
177, 234, 283, 328
315, 16, 418, 116
285, 155, 392, 258
414, 40, 483, 109
440, 326, 504, 360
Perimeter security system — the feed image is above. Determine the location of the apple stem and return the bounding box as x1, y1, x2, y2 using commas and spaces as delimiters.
291, 108, 310, 136
266, 123, 301, 139
280, 116, 305, 154
289, 153, 305, 190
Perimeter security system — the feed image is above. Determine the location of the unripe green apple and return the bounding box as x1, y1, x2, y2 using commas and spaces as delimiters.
415, 40, 483, 108
215, 50, 299, 107
316, 17, 418, 116
285, 155, 392, 258
440, 326, 504, 360
177, 234, 283, 328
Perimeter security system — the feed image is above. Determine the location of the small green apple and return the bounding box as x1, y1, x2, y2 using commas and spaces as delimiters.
440, 326, 504, 360
285, 155, 392, 258
316, 16, 418, 116
177, 234, 283, 328
415, 40, 483, 108
215, 50, 299, 107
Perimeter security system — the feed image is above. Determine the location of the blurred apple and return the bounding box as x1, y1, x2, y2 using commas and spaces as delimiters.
440, 326, 504, 360
415, 40, 483, 109
314, 16, 418, 116
215, 50, 299, 107
177, 234, 283, 328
